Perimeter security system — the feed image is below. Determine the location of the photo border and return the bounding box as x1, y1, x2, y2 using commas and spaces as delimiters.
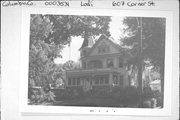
19, 7, 173, 116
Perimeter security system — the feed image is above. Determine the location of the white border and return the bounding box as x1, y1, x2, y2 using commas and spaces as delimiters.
19, 8, 173, 116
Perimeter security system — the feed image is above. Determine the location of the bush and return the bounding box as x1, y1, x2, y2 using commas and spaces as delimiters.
142, 87, 163, 108
152, 90, 162, 107
29, 88, 56, 105
142, 86, 153, 100
90, 86, 111, 98
52, 87, 84, 100
111, 86, 140, 104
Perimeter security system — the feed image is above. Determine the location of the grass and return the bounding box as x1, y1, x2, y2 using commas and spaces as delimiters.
52, 97, 139, 108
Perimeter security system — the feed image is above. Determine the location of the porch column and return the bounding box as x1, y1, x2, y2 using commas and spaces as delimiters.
109, 73, 113, 85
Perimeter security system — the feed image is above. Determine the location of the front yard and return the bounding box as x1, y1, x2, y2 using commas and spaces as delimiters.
29, 86, 161, 108
51, 96, 139, 107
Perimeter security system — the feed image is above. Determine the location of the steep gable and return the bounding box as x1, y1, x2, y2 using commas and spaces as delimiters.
87, 35, 121, 56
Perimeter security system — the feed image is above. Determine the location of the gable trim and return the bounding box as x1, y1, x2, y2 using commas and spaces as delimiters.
86, 35, 121, 56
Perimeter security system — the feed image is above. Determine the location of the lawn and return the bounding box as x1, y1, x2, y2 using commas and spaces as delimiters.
52, 97, 139, 108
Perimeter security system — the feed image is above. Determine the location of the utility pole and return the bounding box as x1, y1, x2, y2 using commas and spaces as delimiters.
137, 17, 143, 107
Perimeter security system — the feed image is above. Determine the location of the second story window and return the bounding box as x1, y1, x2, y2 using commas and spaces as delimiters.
119, 62, 123, 68
88, 60, 102, 69
119, 57, 123, 68
107, 58, 114, 68
82, 62, 86, 69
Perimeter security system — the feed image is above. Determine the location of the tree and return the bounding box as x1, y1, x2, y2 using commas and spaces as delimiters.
28, 14, 111, 103
122, 17, 165, 107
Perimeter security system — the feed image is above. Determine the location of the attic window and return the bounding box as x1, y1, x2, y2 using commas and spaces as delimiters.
98, 46, 109, 54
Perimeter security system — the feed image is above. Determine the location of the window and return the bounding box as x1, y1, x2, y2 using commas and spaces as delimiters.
100, 78, 103, 84
72, 78, 76, 85
119, 62, 123, 68
95, 78, 99, 84
113, 75, 118, 85
77, 78, 80, 85
68, 78, 81, 86
105, 78, 109, 84
107, 59, 114, 68
119, 75, 123, 86
95, 75, 109, 85
83, 62, 86, 69
88, 60, 102, 69
68, 78, 72, 85
98, 44, 110, 54
119, 57, 123, 68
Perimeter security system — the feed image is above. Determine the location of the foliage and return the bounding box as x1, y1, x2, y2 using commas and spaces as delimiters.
142, 86, 153, 100
29, 88, 55, 104
111, 86, 140, 104
122, 17, 165, 71
30, 14, 111, 45
121, 17, 165, 107
63, 60, 80, 70
28, 14, 111, 104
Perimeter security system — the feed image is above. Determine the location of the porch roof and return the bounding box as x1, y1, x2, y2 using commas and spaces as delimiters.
66, 68, 121, 77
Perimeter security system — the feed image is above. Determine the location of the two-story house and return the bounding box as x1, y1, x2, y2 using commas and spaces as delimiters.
65, 34, 130, 91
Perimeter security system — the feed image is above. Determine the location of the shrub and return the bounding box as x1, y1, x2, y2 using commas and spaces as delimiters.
152, 90, 162, 107
111, 86, 140, 104
142, 87, 163, 108
142, 86, 154, 100
29, 88, 56, 105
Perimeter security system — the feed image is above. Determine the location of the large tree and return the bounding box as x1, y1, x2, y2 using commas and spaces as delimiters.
28, 14, 111, 103
122, 17, 165, 107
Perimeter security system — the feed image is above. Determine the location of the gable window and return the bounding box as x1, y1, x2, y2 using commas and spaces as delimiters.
98, 42, 110, 54
107, 58, 114, 68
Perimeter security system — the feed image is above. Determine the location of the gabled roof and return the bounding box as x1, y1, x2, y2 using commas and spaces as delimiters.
86, 34, 122, 56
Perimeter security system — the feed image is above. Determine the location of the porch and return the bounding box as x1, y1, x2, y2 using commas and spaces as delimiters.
65, 68, 125, 91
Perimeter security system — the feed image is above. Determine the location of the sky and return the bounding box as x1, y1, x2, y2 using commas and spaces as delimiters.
54, 16, 125, 64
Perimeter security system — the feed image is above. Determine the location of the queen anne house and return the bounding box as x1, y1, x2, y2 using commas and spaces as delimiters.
65, 34, 130, 91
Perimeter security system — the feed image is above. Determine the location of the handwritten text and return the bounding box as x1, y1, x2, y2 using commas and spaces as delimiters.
2, 1, 34, 7
44, 1, 69, 7
81, 0, 93, 7
112, 1, 155, 7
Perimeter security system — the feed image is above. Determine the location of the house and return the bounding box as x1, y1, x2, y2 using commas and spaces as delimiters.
65, 34, 130, 91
